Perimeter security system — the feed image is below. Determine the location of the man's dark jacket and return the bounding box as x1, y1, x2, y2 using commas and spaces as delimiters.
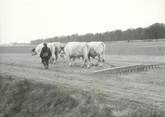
40, 46, 52, 60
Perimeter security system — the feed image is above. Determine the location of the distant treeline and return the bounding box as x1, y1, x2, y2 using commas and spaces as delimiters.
31, 23, 165, 44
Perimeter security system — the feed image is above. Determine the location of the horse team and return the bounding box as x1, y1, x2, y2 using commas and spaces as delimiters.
32, 41, 106, 68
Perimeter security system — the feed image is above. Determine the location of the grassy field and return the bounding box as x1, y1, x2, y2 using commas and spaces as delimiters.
105, 41, 165, 55
0, 40, 165, 117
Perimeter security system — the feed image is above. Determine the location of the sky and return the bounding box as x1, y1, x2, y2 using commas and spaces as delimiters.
0, 0, 165, 44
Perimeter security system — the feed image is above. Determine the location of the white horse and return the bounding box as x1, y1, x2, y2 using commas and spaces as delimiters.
32, 42, 56, 63
32, 42, 65, 64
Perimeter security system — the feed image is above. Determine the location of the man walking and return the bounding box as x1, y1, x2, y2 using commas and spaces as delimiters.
40, 43, 52, 69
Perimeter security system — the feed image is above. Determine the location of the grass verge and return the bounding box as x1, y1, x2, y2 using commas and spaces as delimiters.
0, 75, 164, 117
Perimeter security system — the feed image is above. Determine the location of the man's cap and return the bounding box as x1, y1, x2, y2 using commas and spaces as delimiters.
43, 43, 47, 46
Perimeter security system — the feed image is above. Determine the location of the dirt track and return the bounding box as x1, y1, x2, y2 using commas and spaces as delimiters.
0, 53, 165, 114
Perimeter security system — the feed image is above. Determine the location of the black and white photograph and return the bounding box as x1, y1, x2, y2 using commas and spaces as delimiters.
0, 0, 165, 116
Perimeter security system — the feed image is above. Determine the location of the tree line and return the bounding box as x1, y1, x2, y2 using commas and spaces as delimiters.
31, 23, 165, 44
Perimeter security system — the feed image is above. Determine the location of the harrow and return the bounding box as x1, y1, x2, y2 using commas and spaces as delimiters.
92, 63, 165, 74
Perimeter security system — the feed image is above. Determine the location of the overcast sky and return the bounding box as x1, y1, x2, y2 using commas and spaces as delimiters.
0, 0, 165, 44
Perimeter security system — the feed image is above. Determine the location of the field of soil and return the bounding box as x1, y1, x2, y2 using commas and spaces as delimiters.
0, 40, 165, 117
